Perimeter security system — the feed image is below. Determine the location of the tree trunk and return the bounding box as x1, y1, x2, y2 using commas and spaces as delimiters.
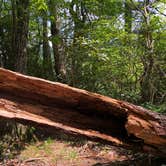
14, 0, 29, 74
0, 1, 8, 68
11, 0, 17, 69
0, 68, 166, 156
49, 0, 66, 82
0, 24, 3, 67
42, 14, 53, 79
140, 1, 155, 103
69, 0, 86, 86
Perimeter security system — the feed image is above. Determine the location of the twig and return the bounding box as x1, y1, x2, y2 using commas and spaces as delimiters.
23, 157, 49, 166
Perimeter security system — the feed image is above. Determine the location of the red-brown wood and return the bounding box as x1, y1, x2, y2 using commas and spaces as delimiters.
0, 68, 166, 156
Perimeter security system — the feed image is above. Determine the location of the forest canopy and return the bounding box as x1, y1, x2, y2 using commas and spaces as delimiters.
0, 0, 165, 112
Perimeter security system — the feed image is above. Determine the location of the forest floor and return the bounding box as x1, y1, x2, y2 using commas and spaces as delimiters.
0, 129, 166, 166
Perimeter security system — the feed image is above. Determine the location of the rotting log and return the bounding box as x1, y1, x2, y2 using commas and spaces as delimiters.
0, 68, 166, 156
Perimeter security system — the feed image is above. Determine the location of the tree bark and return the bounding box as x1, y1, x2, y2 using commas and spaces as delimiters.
139, 0, 156, 103
11, 0, 17, 69
42, 14, 53, 79
49, 0, 66, 82
0, 1, 9, 68
0, 68, 166, 156
14, 0, 29, 74
69, 0, 86, 86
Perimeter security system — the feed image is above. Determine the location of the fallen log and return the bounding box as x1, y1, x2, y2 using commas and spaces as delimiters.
0, 68, 166, 156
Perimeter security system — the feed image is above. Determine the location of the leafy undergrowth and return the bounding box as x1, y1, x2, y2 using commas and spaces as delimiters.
140, 102, 166, 114
0, 124, 166, 166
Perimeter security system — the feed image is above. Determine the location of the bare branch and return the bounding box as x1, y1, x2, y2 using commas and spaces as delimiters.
155, 7, 166, 17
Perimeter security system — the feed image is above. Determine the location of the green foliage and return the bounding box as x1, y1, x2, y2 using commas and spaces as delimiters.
68, 18, 142, 103
141, 103, 166, 113
1, 0, 165, 162
0, 0, 165, 111
31, 0, 48, 13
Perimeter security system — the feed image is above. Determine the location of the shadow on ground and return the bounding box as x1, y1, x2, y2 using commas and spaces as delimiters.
0, 120, 166, 166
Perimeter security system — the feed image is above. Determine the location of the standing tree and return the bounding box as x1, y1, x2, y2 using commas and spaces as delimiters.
130, 0, 165, 103
42, 11, 53, 79
14, 0, 30, 73
49, 0, 66, 82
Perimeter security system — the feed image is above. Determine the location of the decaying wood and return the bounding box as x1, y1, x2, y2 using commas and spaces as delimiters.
0, 68, 166, 156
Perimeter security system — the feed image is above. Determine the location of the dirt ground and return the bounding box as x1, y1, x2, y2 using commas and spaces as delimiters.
0, 136, 166, 166
0, 124, 165, 166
